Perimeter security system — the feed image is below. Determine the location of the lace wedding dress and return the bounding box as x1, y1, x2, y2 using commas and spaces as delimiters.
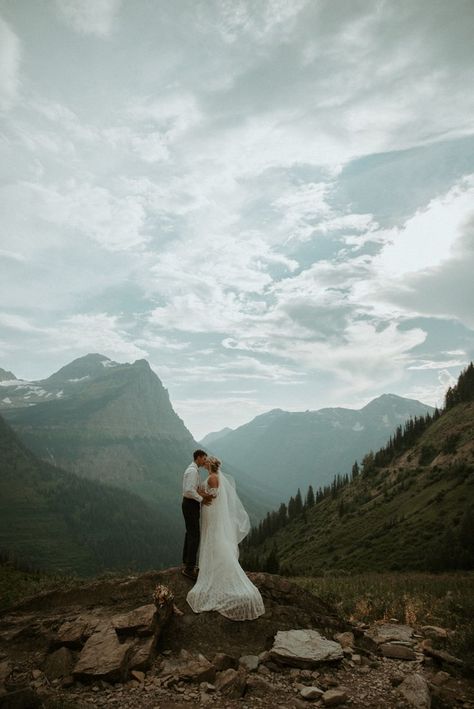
186, 473, 265, 621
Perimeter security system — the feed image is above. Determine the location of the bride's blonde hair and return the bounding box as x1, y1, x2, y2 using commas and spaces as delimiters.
208, 456, 221, 473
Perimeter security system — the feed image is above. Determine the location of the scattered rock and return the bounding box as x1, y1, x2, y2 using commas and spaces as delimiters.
380, 643, 417, 661
73, 624, 131, 683
112, 604, 158, 637
270, 629, 343, 668
430, 670, 450, 686
239, 654, 259, 672
422, 626, 448, 640
131, 669, 145, 683
246, 674, 273, 696
214, 668, 247, 698
365, 623, 415, 647
54, 615, 97, 648
177, 657, 216, 684
322, 687, 349, 706
300, 685, 324, 700
399, 673, 431, 708
212, 652, 238, 671
333, 632, 354, 648
390, 672, 405, 687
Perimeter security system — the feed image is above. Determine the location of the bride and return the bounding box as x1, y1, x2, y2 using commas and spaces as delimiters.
186, 456, 265, 621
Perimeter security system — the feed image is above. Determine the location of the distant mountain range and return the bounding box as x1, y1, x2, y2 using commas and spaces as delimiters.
200, 427, 233, 447
0, 353, 438, 574
242, 364, 474, 574
205, 395, 435, 499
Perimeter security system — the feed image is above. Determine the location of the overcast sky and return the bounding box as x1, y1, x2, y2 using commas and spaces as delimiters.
1, 0, 473, 439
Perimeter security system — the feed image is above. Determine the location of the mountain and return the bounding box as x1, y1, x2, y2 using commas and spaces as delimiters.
242, 364, 474, 575
206, 395, 435, 498
0, 414, 179, 575
0, 368, 16, 383
0, 354, 269, 565
200, 427, 233, 447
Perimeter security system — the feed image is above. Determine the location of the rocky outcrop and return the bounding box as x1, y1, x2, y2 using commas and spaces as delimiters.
2, 569, 472, 708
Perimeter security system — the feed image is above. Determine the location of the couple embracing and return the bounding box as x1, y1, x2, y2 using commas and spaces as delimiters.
181, 450, 265, 621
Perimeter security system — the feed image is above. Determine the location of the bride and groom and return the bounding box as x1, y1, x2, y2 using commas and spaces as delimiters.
181, 450, 265, 621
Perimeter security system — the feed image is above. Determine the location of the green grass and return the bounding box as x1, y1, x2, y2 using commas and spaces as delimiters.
293, 571, 474, 666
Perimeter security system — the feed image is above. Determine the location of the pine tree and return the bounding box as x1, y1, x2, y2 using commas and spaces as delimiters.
305, 484, 315, 507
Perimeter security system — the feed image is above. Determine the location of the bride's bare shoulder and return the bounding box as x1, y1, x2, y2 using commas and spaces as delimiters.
208, 473, 219, 487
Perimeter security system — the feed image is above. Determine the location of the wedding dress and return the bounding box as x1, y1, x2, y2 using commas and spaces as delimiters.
186, 473, 265, 621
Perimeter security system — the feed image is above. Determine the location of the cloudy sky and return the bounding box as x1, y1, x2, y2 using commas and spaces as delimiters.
1, 0, 473, 439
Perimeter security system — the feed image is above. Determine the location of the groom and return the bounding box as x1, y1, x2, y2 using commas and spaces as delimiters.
181, 449, 213, 580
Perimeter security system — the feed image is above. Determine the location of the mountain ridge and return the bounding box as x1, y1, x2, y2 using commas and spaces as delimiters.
206, 394, 435, 498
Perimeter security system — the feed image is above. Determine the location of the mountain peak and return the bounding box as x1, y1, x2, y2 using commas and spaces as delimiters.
46, 353, 115, 383
0, 367, 16, 382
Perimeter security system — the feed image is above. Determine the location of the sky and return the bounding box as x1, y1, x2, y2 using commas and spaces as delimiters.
0, 0, 473, 440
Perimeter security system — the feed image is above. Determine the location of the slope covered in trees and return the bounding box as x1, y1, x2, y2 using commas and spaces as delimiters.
0, 415, 178, 575
242, 364, 474, 574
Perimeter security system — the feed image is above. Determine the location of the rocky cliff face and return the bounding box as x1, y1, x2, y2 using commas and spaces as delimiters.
1, 354, 195, 489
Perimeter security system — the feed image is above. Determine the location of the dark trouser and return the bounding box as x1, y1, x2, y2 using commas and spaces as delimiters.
182, 497, 200, 568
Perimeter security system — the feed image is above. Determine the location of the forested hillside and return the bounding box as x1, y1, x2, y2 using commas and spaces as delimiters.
242, 364, 474, 575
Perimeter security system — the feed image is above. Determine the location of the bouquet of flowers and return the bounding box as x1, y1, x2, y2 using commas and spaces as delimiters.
152, 583, 174, 608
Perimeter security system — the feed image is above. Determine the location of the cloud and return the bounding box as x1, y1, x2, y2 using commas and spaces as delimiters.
0, 16, 21, 110
55, 0, 122, 37
51, 313, 148, 360
23, 180, 150, 251
373, 176, 474, 326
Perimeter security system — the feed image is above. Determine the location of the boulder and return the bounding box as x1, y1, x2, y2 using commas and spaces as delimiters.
380, 643, 417, 661
333, 631, 354, 649
270, 630, 343, 668
159, 653, 216, 684
73, 624, 131, 683
239, 654, 259, 672
246, 674, 273, 696
365, 623, 414, 646
399, 673, 431, 708
301, 685, 324, 700
421, 625, 448, 640
177, 657, 216, 684
128, 636, 156, 671
322, 687, 349, 706
214, 668, 247, 698
43, 647, 74, 679
112, 604, 157, 637
54, 615, 98, 648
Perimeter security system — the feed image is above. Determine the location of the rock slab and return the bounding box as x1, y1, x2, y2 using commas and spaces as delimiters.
270, 629, 343, 668
112, 604, 157, 637
73, 624, 131, 683
399, 673, 431, 708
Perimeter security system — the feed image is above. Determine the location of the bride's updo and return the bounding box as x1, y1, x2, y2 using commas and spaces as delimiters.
208, 456, 221, 473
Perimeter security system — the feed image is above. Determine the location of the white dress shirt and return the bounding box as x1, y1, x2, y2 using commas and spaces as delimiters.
183, 461, 203, 503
